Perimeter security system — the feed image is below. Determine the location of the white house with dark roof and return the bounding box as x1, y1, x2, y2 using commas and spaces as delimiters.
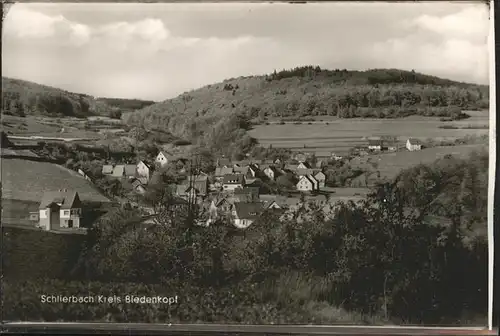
406, 138, 423, 151
314, 171, 326, 188
368, 139, 384, 151
155, 151, 173, 167
232, 202, 264, 229
38, 189, 82, 230
222, 174, 245, 191
296, 175, 316, 192
137, 160, 154, 183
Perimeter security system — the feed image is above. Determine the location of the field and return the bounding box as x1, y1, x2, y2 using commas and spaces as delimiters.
1, 115, 123, 140
250, 111, 489, 157
1, 158, 110, 206
350, 144, 488, 182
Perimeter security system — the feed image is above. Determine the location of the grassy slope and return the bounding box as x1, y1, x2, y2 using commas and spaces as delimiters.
1, 158, 110, 204
122, 68, 489, 140
2, 77, 155, 118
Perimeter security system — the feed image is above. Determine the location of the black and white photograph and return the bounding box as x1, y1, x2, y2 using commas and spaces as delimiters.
0, 1, 493, 328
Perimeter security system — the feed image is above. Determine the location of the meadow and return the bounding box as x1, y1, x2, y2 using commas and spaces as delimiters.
350, 144, 488, 182
1, 158, 110, 206
249, 111, 489, 157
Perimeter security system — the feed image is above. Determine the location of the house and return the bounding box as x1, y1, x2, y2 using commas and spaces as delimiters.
131, 179, 147, 194
263, 166, 281, 181
406, 138, 423, 151
222, 174, 245, 191
232, 202, 264, 229
234, 165, 258, 179
274, 158, 283, 164
296, 175, 316, 192
307, 174, 319, 190
155, 151, 172, 167
314, 171, 326, 188
331, 152, 343, 161
176, 179, 208, 198
124, 165, 137, 179
137, 161, 154, 182
297, 162, 311, 169
102, 165, 114, 176
233, 187, 260, 202
259, 195, 289, 209
111, 165, 125, 178
368, 140, 384, 151
38, 190, 82, 230
208, 197, 233, 221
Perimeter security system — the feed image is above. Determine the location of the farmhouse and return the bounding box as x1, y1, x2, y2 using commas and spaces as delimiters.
368, 140, 384, 151
222, 174, 245, 191
232, 202, 264, 229
155, 151, 173, 167
314, 171, 326, 188
406, 138, 423, 151
296, 175, 316, 192
37, 189, 82, 230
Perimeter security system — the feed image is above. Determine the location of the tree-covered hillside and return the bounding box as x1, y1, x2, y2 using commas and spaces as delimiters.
123, 67, 489, 151
1, 77, 155, 118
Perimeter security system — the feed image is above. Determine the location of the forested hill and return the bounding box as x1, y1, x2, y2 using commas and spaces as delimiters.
123, 67, 489, 142
1, 77, 155, 118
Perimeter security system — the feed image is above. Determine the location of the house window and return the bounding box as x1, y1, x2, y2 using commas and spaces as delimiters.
64, 210, 70, 215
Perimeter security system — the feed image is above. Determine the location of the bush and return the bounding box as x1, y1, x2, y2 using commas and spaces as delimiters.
173, 139, 192, 146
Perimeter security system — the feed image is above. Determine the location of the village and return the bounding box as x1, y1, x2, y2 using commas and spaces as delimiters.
27, 137, 424, 232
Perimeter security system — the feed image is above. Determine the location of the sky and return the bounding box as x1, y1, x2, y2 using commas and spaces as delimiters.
2, 2, 491, 101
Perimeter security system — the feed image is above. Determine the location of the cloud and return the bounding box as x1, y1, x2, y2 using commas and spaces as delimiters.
370, 6, 489, 84
2, 3, 490, 100
412, 6, 489, 42
4, 6, 91, 46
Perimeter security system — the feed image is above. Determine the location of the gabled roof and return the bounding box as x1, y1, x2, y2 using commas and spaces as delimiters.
138, 160, 153, 169
234, 186, 259, 197
216, 158, 232, 167
314, 170, 326, 178
157, 151, 173, 158
215, 167, 234, 176
297, 161, 312, 168
407, 138, 422, 145
223, 174, 245, 185
112, 165, 125, 177
233, 202, 264, 220
297, 175, 315, 185
176, 180, 208, 196
285, 164, 299, 171
39, 190, 80, 210
124, 165, 137, 176
102, 165, 114, 174
368, 140, 383, 146
296, 168, 315, 176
